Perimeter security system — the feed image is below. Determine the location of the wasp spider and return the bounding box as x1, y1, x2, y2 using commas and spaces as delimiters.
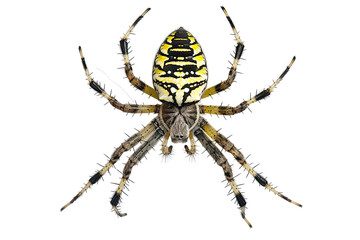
61, 7, 301, 227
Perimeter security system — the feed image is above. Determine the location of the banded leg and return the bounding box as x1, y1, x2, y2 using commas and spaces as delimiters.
120, 8, 159, 100
60, 118, 157, 212
194, 128, 252, 228
201, 57, 296, 115
79, 47, 160, 114
184, 131, 196, 155
161, 131, 173, 155
111, 128, 165, 216
199, 117, 302, 207
202, 6, 244, 99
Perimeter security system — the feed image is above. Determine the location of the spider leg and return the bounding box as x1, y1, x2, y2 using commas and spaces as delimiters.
161, 131, 173, 155
110, 127, 165, 216
202, 6, 244, 99
60, 118, 158, 212
194, 128, 252, 228
200, 57, 296, 115
120, 8, 159, 100
79, 47, 160, 114
184, 131, 196, 155
199, 117, 302, 207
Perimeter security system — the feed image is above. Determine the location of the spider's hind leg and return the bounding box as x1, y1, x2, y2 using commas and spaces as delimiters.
200, 117, 302, 207
194, 128, 252, 228
60, 118, 157, 212
111, 126, 165, 216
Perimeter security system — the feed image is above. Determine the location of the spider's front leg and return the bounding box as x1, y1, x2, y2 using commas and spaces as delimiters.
201, 56, 296, 115
199, 117, 302, 207
111, 125, 165, 216
119, 8, 159, 100
161, 131, 195, 156
79, 47, 160, 114
161, 131, 173, 155
184, 132, 196, 155
202, 6, 244, 99
60, 118, 157, 212
194, 127, 252, 228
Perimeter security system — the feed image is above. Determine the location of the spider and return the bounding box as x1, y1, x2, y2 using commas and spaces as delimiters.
61, 6, 301, 227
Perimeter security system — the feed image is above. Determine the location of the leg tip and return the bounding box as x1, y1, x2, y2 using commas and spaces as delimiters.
60, 202, 71, 212
290, 199, 302, 208
243, 216, 252, 228
116, 212, 127, 217
240, 206, 252, 228
113, 205, 127, 217
184, 145, 190, 154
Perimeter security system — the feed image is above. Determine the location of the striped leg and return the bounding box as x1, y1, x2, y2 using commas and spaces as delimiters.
120, 8, 159, 100
202, 6, 244, 99
79, 47, 159, 114
201, 56, 296, 115
199, 117, 302, 207
194, 128, 252, 228
111, 128, 165, 216
60, 118, 157, 212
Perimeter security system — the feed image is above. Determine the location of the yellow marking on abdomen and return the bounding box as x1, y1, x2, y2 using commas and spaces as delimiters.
155, 54, 168, 68
153, 67, 165, 75
189, 44, 201, 55
165, 61, 196, 66
153, 75, 206, 88
160, 43, 172, 55
193, 55, 206, 68
174, 72, 186, 77
196, 67, 207, 75
167, 36, 174, 43
170, 48, 191, 52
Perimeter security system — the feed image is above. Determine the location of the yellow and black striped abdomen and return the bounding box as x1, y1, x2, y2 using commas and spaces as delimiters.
153, 27, 208, 107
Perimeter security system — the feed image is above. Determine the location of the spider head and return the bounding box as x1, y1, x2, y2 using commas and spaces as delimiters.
170, 114, 189, 143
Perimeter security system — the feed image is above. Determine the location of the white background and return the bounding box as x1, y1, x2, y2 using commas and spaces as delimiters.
1, 0, 359, 239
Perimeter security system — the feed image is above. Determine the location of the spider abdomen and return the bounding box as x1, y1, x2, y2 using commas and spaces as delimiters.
153, 27, 208, 107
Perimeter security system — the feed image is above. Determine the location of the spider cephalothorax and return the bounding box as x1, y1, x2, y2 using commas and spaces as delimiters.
61, 7, 301, 228
159, 103, 200, 143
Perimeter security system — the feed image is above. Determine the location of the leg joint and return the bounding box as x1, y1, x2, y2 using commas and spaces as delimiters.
255, 89, 271, 101
235, 43, 244, 59
255, 173, 268, 186
120, 39, 128, 54
236, 193, 246, 207
89, 172, 102, 184
90, 81, 104, 94
110, 192, 121, 206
